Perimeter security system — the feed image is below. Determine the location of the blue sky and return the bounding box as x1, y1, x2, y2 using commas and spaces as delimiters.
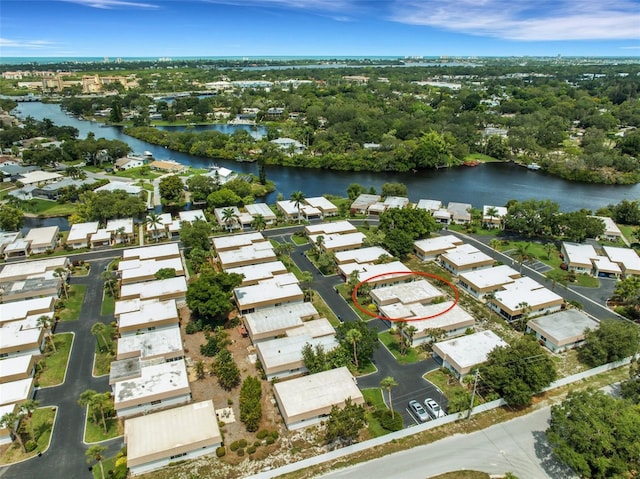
1, 0, 639, 58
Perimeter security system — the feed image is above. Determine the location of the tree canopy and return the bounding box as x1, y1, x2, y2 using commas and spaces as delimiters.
186, 269, 243, 325
577, 319, 640, 367
480, 336, 557, 407
325, 397, 366, 446
75, 190, 147, 223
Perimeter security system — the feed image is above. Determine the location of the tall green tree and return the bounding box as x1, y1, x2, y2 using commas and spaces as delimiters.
578, 319, 640, 366
0, 204, 24, 231
159, 175, 185, 204
212, 348, 240, 390
325, 398, 366, 446
380, 376, 398, 419
336, 320, 379, 368
481, 336, 557, 407
86, 445, 108, 479
186, 270, 243, 325
290, 190, 306, 223
0, 411, 25, 452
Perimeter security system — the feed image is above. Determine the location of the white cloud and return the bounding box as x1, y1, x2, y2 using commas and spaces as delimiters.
0, 38, 56, 49
62, 0, 159, 8
200, 0, 355, 12
390, 0, 640, 41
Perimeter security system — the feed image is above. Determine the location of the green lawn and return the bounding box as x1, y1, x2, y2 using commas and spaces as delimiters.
618, 224, 637, 244
19, 198, 77, 216
84, 408, 123, 443
463, 153, 502, 163
59, 284, 87, 321
362, 388, 389, 438
72, 263, 91, 277
362, 388, 386, 409
291, 234, 308, 245
93, 322, 117, 377
378, 331, 423, 364
114, 167, 161, 180
36, 333, 73, 387
100, 291, 115, 317
0, 407, 56, 465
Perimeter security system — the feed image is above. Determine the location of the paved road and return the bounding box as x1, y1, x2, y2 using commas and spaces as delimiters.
3, 257, 122, 479
317, 406, 576, 479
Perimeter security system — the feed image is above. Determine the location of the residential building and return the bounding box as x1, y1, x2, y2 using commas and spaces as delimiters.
457, 265, 521, 299
603, 246, 640, 277
447, 202, 472, 224
277, 200, 321, 221
24, 226, 59, 254
106, 218, 135, 244
118, 257, 184, 285
370, 280, 443, 309
212, 232, 267, 252
561, 242, 596, 274
0, 257, 68, 283
491, 277, 564, 321
0, 320, 46, 358
243, 303, 320, 343
482, 205, 508, 229
273, 367, 364, 430
334, 246, 391, 265
18, 170, 62, 186
122, 243, 181, 262
90, 229, 112, 248
526, 310, 599, 353
116, 326, 184, 361
416, 199, 442, 214
124, 400, 221, 476
226, 261, 288, 286
145, 213, 173, 240
590, 216, 622, 242
112, 358, 191, 417
119, 277, 188, 302
95, 181, 142, 196
0, 378, 35, 408
217, 242, 276, 270
214, 206, 252, 231
305, 221, 357, 237
439, 244, 494, 275
178, 209, 207, 224
114, 156, 144, 170
234, 273, 304, 314
394, 302, 476, 345
0, 355, 36, 383
149, 160, 186, 173
304, 197, 339, 218
367, 196, 410, 215
116, 299, 179, 336
432, 330, 508, 380
245, 203, 276, 224
0, 296, 56, 326
66, 222, 99, 249
310, 232, 366, 253
414, 235, 464, 261
270, 138, 305, 154
349, 194, 381, 215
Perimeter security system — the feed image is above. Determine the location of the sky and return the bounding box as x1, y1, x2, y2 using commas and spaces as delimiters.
1, 0, 639, 59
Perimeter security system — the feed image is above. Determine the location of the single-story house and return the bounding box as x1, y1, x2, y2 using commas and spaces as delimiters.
116, 325, 184, 361
491, 277, 564, 322
526, 309, 599, 353
116, 299, 179, 336
414, 235, 464, 261
114, 156, 144, 170
245, 203, 277, 224
24, 226, 59, 254
66, 222, 99, 249
106, 218, 135, 244
119, 276, 188, 303
439, 244, 494, 275
212, 232, 267, 253
603, 246, 640, 277
457, 264, 521, 299
243, 303, 320, 343
482, 205, 508, 229
349, 194, 381, 215
234, 273, 304, 315
447, 202, 472, 224
432, 330, 507, 380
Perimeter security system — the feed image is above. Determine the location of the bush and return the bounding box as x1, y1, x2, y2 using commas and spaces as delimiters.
270, 430, 279, 440
239, 376, 262, 432
246, 445, 256, 454
373, 409, 403, 432
185, 320, 201, 335
236, 448, 245, 457
229, 440, 240, 452
256, 430, 268, 440
265, 437, 275, 445
24, 440, 37, 452
253, 440, 261, 447
216, 446, 226, 458
238, 438, 247, 448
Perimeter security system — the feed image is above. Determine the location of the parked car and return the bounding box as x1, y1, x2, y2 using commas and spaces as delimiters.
408, 400, 429, 422
424, 398, 446, 419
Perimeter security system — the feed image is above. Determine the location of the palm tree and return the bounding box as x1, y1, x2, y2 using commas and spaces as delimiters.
290, 190, 305, 223
194, 360, 205, 380
276, 241, 294, 267
37, 315, 56, 353
380, 376, 398, 419
91, 322, 110, 354
485, 206, 500, 229
544, 242, 556, 261
484, 292, 497, 321
78, 389, 100, 426
314, 235, 325, 251
101, 270, 117, 299
145, 212, 164, 242
116, 226, 126, 245
0, 411, 26, 452
512, 243, 532, 272
86, 445, 108, 479
221, 207, 239, 232
19, 399, 39, 439
300, 271, 314, 301
53, 267, 68, 299
251, 213, 267, 232
516, 301, 531, 330
345, 328, 362, 369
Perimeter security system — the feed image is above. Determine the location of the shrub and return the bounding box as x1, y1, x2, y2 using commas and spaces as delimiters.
185, 321, 201, 335
246, 445, 256, 454
239, 376, 262, 432
373, 409, 403, 432
253, 440, 261, 447
238, 438, 247, 448
256, 430, 268, 440
216, 446, 226, 458
229, 440, 240, 452
270, 430, 279, 440
24, 440, 37, 452
265, 437, 275, 445
236, 448, 245, 457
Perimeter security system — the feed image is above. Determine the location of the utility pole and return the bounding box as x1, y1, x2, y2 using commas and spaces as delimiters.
467, 370, 480, 421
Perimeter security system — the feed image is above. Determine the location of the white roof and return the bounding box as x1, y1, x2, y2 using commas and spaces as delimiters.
528, 310, 599, 344
19, 170, 62, 185
458, 264, 520, 290
218, 242, 276, 269
285, 318, 335, 338
114, 359, 189, 407
563, 242, 597, 267
434, 330, 507, 370
212, 232, 265, 251
447, 202, 472, 220
414, 235, 463, 254
67, 222, 99, 242
371, 279, 443, 305
482, 205, 508, 218
382, 301, 474, 329
245, 203, 276, 220
441, 244, 494, 267
0, 257, 67, 281
244, 303, 319, 337
277, 200, 320, 217
0, 321, 43, 351
604, 246, 640, 273
0, 354, 33, 379
178, 209, 207, 223
0, 378, 33, 406
357, 261, 412, 283
494, 277, 563, 311
0, 296, 55, 324
309, 232, 365, 251
383, 196, 409, 209
334, 246, 390, 264
416, 199, 442, 211
119, 257, 184, 283
117, 326, 183, 359
274, 367, 363, 421
122, 243, 180, 261
125, 400, 221, 465
234, 274, 302, 309
257, 334, 338, 372
305, 221, 356, 236
226, 261, 287, 284
118, 299, 178, 330
592, 255, 622, 274
145, 213, 173, 231
91, 229, 111, 242
119, 276, 188, 301
305, 196, 338, 212
95, 181, 142, 195
591, 216, 621, 236
24, 226, 58, 246
106, 218, 134, 235
433, 209, 452, 220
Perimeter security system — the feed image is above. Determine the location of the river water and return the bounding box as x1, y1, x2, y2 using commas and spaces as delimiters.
15, 102, 640, 213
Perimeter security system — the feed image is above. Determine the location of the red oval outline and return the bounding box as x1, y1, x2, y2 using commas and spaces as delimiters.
350, 271, 459, 322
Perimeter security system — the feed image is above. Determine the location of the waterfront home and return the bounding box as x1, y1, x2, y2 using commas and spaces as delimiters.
271, 137, 305, 154
447, 202, 472, 224
482, 205, 508, 229
349, 194, 381, 215
414, 235, 463, 261
114, 156, 144, 170
67, 222, 99, 249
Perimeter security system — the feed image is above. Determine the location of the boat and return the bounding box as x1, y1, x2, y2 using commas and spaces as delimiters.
527, 163, 541, 171
464, 160, 480, 167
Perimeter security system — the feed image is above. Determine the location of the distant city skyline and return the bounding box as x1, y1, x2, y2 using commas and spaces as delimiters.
1, 0, 639, 59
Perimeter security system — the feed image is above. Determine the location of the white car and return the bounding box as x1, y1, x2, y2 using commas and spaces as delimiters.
424, 398, 446, 419
408, 400, 429, 423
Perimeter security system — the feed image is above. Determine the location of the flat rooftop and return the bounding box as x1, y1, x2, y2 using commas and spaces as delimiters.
117, 326, 183, 360
24, 226, 58, 245
434, 330, 507, 370
67, 222, 99, 242
118, 299, 178, 330
245, 203, 276, 220
414, 235, 464, 254
416, 199, 442, 211
495, 277, 563, 311
528, 309, 598, 344
305, 220, 357, 236
350, 194, 380, 211
226, 261, 287, 284
234, 273, 302, 308
563, 242, 597, 267
0, 377, 33, 406
334, 246, 390, 264
122, 243, 180, 261
371, 279, 443, 305
217, 242, 276, 269
119, 276, 188, 301
381, 301, 475, 329
274, 367, 363, 421
309, 232, 365, 251
125, 400, 221, 467
119, 257, 184, 283
441, 244, 494, 267
458, 264, 520, 289
113, 359, 189, 407
178, 209, 206, 223
285, 318, 335, 338
244, 303, 319, 337
0, 296, 55, 324
257, 334, 338, 372
305, 196, 338, 212
212, 232, 266, 251
357, 261, 413, 283
0, 354, 33, 379
604, 246, 640, 273
0, 257, 68, 282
